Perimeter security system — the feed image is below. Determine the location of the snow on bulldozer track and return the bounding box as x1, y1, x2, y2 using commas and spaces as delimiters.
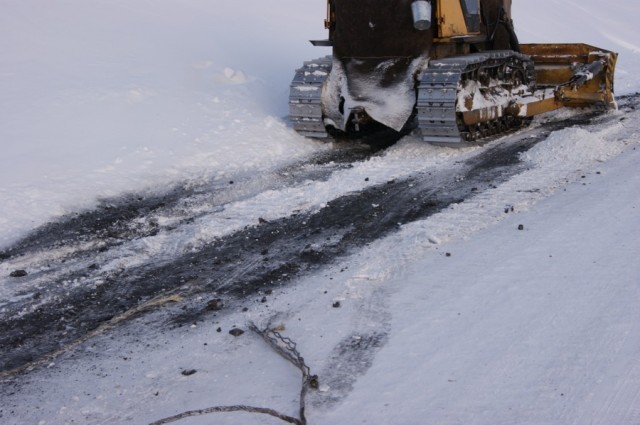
1, 95, 639, 425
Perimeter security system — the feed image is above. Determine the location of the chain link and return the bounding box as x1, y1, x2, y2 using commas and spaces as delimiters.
250, 324, 319, 390
152, 323, 317, 425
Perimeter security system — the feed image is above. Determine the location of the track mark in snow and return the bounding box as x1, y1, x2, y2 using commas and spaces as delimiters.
310, 287, 391, 409
0, 137, 516, 374
0, 98, 637, 376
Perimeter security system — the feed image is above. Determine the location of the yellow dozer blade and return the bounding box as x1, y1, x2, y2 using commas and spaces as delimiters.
519, 43, 618, 114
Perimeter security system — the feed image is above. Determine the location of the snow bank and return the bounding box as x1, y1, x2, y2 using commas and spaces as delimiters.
522, 127, 626, 168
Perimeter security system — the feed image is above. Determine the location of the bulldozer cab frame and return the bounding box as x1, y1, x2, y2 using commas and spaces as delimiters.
436, 0, 481, 38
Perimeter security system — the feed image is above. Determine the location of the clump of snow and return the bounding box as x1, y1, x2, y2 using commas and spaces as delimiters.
522, 127, 626, 167
217, 67, 252, 84
322, 55, 428, 132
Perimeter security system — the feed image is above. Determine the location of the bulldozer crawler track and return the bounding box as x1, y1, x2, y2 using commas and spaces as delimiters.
417, 51, 536, 146
289, 56, 333, 140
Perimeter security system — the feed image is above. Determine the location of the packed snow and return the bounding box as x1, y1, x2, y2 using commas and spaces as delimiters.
1, 1, 640, 424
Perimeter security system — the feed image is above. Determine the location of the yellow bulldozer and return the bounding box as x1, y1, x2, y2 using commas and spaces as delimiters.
289, 0, 617, 146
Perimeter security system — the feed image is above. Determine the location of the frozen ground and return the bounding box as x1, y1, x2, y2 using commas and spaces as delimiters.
1, 1, 640, 424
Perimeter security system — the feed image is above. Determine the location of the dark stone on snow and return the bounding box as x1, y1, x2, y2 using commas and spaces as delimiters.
518, 224, 524, 230
216, 327, 222, 333
258, 217, 268, 224
206, 299, 224, 311
181, 369, 197, 376
10, 270, 28, 278
229, 328, 244, 337
332, 301, 341, 308
445, 252, 451, 257
309, 375, 320, 389
261, 296, 267, 303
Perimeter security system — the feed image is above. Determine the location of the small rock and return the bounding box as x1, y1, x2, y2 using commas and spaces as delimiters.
365, 177, 369, 182
229, 328, 244, 337
258, 217, 268, 224
10, 270, 28, 278
445, 253, 451, 257
242, 307, 249, 312
332, 301, 341, 308
229, 180, 234, 185
216, 327, 222, 333
309, 375, 319, 389
206, 299, 224, 311
261, 296, 267, 303
518, 224, 524, 230
181, 369, 197, 376
272, 323, 286, 332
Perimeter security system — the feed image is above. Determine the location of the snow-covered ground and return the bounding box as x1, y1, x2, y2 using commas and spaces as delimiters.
1, 1, 640, 424
1, 0, 639, 248
0, 0, 328, 248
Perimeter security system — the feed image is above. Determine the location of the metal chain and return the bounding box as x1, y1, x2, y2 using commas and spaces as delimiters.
250, 323, 319, 391
151, 322, 317, 425
249, 323, 319, 425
